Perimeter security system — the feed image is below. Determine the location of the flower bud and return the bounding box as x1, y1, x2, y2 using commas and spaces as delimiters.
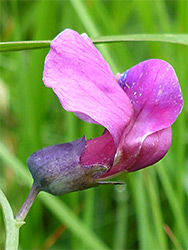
27, 137, 108, 196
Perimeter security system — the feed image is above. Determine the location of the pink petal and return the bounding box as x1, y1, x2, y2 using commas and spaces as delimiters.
129, 127, 172, 172
104, 59, 183, 176
43, 29, 133, 146
118, 59, 183, 136
81, 131, 115, 168
102, 127, 171, 177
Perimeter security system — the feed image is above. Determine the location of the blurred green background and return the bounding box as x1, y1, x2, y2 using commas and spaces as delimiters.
0, 0, 187, 249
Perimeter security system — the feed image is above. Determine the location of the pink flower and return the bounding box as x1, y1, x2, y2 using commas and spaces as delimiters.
43, 29, 183, 179
27, 29, 183, 196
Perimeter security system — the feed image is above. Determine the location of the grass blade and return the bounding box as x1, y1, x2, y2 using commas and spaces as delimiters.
0, 34, 187, 52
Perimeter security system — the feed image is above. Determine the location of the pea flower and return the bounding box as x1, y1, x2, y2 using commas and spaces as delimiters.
27, 29, 183, 196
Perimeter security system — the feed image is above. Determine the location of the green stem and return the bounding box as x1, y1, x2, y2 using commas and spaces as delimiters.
113, 185, 128, 250
0, 189, 25, 250
0, 34, 187, 52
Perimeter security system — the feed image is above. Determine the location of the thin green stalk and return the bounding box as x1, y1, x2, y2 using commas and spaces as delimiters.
143, 172, 167, 249
130, 173, 155, 249
113, 185, 128, 250
154, 0, 171, 32
157, 164, 188, 248
91, 0, 134, 73
0, 189, 25, 250
83, 189, 95, 228
175, 0, 188, 220
0, 34, 187, 52
112, 0, 135, 31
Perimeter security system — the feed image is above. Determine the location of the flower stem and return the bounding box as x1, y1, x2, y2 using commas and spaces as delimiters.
0, 189, 24, 250
15, 183, 39, 221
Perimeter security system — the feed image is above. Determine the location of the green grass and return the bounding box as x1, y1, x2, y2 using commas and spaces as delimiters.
0, 0, 187, 249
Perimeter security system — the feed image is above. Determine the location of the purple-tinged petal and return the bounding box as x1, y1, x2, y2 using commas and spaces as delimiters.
43, 29, 133, 146
102, 127, 172, 177
129, 127, 172, 172
103, 59, 183, 177
118, 59, 183, 135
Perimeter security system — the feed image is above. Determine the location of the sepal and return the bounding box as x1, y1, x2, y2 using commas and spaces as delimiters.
27, 137, 108, 195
